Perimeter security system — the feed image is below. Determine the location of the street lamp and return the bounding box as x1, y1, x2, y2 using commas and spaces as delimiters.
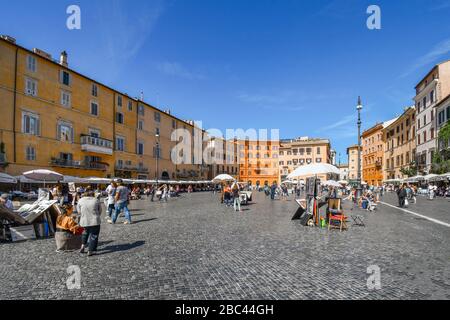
356, 96, 363, 200
155, 133, 160, 186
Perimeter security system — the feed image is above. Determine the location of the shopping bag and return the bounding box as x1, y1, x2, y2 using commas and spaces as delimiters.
404, 199, 409, 207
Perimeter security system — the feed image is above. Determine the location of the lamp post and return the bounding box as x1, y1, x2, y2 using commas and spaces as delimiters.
155, 133, 160, 186
356, 96, 363, 200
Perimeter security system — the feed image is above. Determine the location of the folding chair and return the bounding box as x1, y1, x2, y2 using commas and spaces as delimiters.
327, 198, 348, 232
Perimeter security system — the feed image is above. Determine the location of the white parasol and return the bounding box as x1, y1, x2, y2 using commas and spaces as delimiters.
287, 163, 340, 179
23, 169, 63, 187
212, 174, 235, 182
0, 172, 17, 184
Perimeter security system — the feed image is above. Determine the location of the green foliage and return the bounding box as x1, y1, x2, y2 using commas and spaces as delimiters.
438, 121, 450, 144
400, 162, 417, 177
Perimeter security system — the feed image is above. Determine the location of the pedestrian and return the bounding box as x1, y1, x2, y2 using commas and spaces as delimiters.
397, 184, 407, 208
0, 193, 13, 210
270, 182, 277, 200
110, 179, 132, 225
77, 188, 102, 256
232, 182, 242, 212
105, 180, 117, 222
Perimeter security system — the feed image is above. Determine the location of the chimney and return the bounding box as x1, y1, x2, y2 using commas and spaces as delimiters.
60, 51, 68, 67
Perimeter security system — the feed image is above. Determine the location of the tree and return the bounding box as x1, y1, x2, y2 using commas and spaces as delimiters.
431, 122, 450, 174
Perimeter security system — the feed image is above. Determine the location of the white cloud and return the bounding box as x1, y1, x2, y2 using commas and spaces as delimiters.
95, 0, 165, 78
400, 38, 450, 78
156, 62, 206, 80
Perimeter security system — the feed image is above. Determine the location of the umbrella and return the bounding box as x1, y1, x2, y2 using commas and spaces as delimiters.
322, 180, 342, 187
63, 176, 87, 183
86, 177, 111, 184
287, 163, 340, 179
212, 174, 235, 182
23, 169, 63, 187
0, 172, 17, 184
361, 181, 368, 185
423, 174, 438, 181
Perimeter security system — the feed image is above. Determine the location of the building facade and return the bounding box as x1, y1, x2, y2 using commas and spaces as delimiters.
0, 36, 226, 181
337, 164, 349, 181
238, 139, 280, 187
436, 94, 450, 154
414, 60, 450, 174
382, 107, 416, 180
278, 137, 331, 182
346, 145, 361, 184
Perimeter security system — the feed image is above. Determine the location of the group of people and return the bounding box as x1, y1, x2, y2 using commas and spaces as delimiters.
220, 182, 243, 212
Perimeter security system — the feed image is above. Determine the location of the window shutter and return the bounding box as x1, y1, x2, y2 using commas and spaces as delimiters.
36, 118, 40, 136
70, 127, 74, 143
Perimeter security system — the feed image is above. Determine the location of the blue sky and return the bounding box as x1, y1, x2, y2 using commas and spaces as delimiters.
1, 0, 450, 163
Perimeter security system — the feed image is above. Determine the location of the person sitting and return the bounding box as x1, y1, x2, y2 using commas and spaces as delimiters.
0, 194, 13, 210
55, 202, 84, 252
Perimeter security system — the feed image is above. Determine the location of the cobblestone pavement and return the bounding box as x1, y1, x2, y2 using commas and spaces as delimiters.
0, 191, 449, 300
380, 192, 450, 224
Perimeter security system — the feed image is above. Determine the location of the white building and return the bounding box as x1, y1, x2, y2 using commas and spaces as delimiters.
414, 60, 450, 174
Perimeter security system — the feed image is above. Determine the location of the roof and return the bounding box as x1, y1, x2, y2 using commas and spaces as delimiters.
414, 59, 450, 89
0, 37, 196, 129
382, 117, 400, 128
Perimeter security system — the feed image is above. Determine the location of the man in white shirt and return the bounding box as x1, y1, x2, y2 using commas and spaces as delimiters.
105, 181, 117, 222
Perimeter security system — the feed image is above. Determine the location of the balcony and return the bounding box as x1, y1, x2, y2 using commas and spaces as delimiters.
80, 135, 113, 155
50, 158, 108, 170
375, 160, 382, 168
115, 165, 149, 173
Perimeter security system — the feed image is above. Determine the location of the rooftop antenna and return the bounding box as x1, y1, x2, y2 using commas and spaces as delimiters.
140, 91, 144, 101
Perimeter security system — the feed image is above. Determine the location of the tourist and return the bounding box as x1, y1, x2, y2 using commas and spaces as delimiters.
231, 182, 242, 212
150, 184, 156, 202
110, 179, 132, 225
270, 182, 277, 200
0, 194, 13, 210
55, 201, 83, 252
77, 188, 102, 256
105, 180, 117, 222
160, 184, 169, 202
397, 184, 407, 208
223, 184, 232, 206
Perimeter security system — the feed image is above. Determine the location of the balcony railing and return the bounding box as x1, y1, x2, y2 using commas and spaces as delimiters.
115, 165, 149, 173
80, 134, 113, 155
50, 158, 108, 170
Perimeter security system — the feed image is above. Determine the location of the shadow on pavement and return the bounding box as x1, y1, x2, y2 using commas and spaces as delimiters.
96, 240, 145, 255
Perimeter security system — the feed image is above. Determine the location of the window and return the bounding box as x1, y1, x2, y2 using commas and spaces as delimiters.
60, 70, 71, 86
316, 158, 322, 163
423, 115, 426, 125
59, 153, 73, 161
138, 104, 144, 115
430, 90, 434, 104
117, 159, 123, 168
317, 147, 321, 154
116, 112, 124, 124
90, 101, 99, 116
116, 136, 125, 151
423, 97, 426, 108
27, 55, 36, 72
155, 127, 160, 136
92, 84, 98, 97
61, 90, 71, 107
26, 146, 36, 161
57, 121, 73, 143
138, 120, 144, 130
154, 112, 161, 122
25, 78, 37, 96
423, 131, 427, 143
22, 112, 40, 135
137, 142, 144, 155
431, 128, 434, 139
172, 119, 176, 129
117, 95, 122, 107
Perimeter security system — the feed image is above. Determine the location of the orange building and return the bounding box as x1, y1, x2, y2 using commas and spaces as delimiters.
362, 118, 397, 186
238, 139, 279, 187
